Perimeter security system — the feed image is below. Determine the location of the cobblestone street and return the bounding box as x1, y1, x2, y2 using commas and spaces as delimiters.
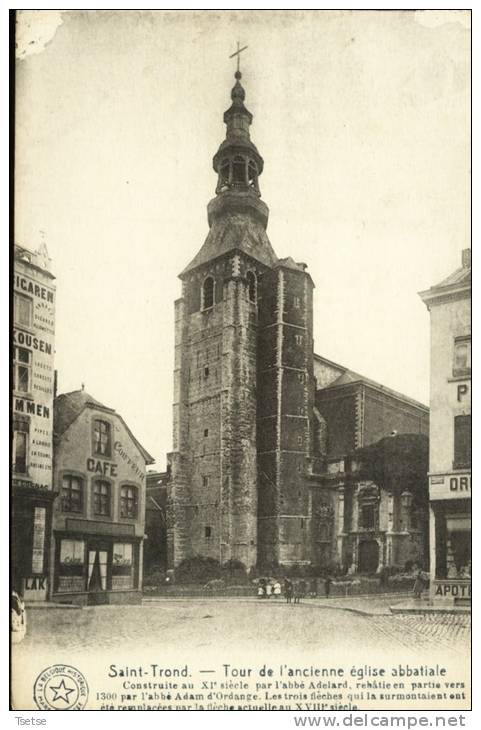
15, 599, 470, 660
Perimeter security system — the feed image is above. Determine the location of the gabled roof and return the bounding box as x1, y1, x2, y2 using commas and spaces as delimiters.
419, 250, 471, 305
54, 390, 154, 464
314, 354, 428, 412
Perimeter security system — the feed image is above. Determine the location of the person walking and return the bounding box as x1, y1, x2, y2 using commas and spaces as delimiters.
324, 575, 332, 599
265, 581, 272, 599
257, 584, 265, 599
285, 579, 293, 604
293, 581, 300, 604
273, 580, 282, 599
413, 569, 424, 599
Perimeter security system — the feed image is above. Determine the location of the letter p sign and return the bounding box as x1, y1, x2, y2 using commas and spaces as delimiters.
457, 384, 468, 402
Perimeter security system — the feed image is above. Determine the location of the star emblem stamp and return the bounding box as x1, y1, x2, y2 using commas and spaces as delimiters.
33, 665, 88, 710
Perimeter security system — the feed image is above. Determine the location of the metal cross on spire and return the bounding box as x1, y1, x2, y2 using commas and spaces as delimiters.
229, 42, 248, 74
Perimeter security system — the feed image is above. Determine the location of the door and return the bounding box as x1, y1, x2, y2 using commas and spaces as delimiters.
358, 540, 379, 574
87, 542, 109, 604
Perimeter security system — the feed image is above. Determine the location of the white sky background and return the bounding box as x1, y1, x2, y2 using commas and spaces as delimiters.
14, 9, 470, 468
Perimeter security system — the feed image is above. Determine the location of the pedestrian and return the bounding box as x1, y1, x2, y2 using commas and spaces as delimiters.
265, 581, 272, 599
273, 580, 282, 598
293, 581, 300, 604
285, 579, 293, 604
413, 569, 424, 599
298, 579, 307, 601
324, 575, 331, 599
309, 578, 317, 598
11, 589, 27, 644
257, 584, 265, 599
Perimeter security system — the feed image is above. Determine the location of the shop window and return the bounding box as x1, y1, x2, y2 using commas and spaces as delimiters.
454, 415, 471, 468
453, 337, 471, 376
13, 347, 31, 393
93, 419, 111, 457
61, 474, 84, 513
120, 485, 138, 519
14, 292, 32, 328
58, 539, 85, 593
112, 542, 134, 590
93, 480, 111, 516
205, 526, 212, 539
246, 271, 257, 302
13, 430, 28, 474
202, 276, 214, 310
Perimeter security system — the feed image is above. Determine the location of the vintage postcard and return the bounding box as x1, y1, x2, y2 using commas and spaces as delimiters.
11, 9, 471, 713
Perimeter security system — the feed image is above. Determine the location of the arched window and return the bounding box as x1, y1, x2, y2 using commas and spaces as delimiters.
220, 159, 230, 185
232, 155, 246, 184
248, 160, 258, 187
202, 276, 214, 310
120, 485, 139, 519
246, 271, 256, 302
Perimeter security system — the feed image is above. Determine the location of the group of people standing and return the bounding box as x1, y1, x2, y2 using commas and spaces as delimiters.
257, 576, 332, 603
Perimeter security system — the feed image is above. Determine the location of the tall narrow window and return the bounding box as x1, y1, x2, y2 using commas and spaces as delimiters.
205, 526, 212, 539
202, 276, 214, 310
453, 337, 471, 376
246, 271, 256, 302
13, 347, 31, 393
93, 480, 111, 516
14, 293, 32, 328
13, 430, 28, 474
93, 419, 111, 456
232, 155, 246, 184
120, 485, 138, 518
454, 415, 471, 468
61, 475, 84, 513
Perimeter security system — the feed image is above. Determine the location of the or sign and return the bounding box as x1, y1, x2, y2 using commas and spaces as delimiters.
429, 472, 471, 501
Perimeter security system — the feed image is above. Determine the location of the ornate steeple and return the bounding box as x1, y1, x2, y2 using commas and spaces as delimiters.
207, 70, 268, 230
181, 67, 276, 276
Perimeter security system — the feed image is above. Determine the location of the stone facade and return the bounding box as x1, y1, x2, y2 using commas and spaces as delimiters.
167, 72, 430, 574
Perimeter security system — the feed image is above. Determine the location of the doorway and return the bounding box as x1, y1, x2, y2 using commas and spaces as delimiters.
358, 539, 379, 573
87, 541, 109, 605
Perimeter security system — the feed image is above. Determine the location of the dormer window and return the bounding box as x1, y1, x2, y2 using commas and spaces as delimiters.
246, 271, 257, 302
202, 276, 214, 310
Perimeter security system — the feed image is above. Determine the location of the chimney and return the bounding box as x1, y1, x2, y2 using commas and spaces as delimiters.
462, 248, 471, 268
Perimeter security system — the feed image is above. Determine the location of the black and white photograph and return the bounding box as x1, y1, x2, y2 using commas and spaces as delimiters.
10, 8, 471, 714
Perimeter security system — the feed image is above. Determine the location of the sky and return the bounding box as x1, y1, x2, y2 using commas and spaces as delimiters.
14, 9, 471, 468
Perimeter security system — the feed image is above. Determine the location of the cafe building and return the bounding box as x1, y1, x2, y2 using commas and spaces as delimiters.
51, 389, 154, 605
419, 249, 471, 604
12, 242, 56, 603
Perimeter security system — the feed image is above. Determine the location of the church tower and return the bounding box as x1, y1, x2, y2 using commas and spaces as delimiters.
168, 68, 316, 570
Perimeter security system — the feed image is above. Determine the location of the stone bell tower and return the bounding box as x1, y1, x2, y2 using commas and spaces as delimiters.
168, 68, 316, 571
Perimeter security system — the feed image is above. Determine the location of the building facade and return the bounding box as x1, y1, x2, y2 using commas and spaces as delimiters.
12, 243, 56, 602
51, 390, 154, 605
167, 71, 430, 574
420, 249, 471, 604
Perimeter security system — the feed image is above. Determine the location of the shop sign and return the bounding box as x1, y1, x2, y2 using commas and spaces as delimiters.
433, 580, 471, 600
429, 473, 471, 501
86, 458, 117, 477
23, 576, 48, 601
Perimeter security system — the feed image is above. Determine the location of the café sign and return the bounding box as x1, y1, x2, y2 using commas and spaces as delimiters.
429, 472, 471, 501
